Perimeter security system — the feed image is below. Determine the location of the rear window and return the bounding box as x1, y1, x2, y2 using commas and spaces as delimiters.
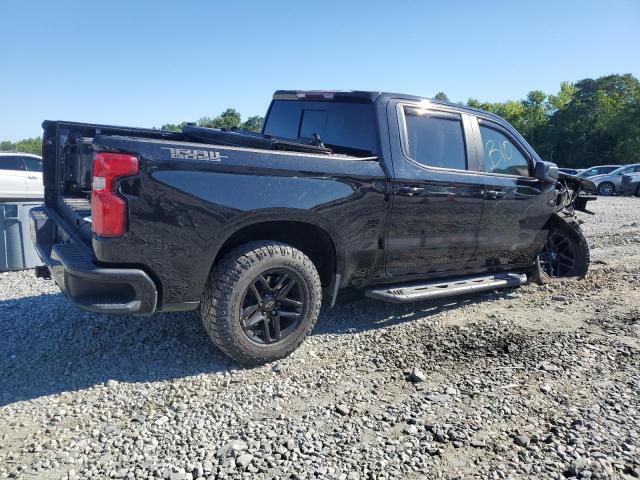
263, 100, 377, 154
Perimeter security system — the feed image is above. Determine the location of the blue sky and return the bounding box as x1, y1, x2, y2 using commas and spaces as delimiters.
1, 0, 639, 140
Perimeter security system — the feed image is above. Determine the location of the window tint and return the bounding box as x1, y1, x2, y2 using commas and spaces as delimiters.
23, 157, 42, 172
403, 108, 466, 170
263, 101, 300, 139
479, 125, 530, 176
300, 110, 328, 140
0, 156, 25, 171
622, 165, 640, 174
263, 100, 377, 154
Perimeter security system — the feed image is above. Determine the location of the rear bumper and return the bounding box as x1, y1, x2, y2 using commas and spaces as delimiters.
29, 206, 157, 315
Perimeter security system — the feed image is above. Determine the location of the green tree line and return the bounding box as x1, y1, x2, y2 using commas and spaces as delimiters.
159, 108, 264, 134
460, 73, 640, 168
2, 73, 638, 168
0, 137, 43, 156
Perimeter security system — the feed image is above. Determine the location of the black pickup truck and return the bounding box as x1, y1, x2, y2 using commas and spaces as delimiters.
30, 90, 595, 364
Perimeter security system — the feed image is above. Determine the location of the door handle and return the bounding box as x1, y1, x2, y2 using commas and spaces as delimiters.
28, 176, 38, 180
485, 190, 506, 200
396, 186, 425, 196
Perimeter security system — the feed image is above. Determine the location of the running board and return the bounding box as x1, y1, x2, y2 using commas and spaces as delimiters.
365, 273, 527, 303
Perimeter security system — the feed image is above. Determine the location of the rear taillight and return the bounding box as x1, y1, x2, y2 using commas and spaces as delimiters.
91, 152, 138, 237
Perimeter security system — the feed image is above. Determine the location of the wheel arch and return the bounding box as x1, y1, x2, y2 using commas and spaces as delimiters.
541, 212, 582, 237
210, 214, 343, 291
532, 211, 590, 283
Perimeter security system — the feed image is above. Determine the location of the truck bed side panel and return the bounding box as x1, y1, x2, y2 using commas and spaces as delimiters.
91, 136, 388, 306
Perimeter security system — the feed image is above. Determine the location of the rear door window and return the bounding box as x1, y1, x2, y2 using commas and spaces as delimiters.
402, 107, 467, 170
0, 156, 26, 171
23, 157, 42, 172
478, 124, 530, 176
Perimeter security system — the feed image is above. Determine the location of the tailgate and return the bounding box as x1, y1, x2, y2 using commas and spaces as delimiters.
41, 121, 182, 247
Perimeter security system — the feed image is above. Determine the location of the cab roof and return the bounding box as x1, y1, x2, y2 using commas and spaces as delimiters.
272, 89, 507, 122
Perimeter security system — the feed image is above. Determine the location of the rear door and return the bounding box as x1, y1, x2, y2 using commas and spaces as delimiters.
385, 101, 484, 276
0, 155, 27, 199
470, 116, 554, 267
22, 156, 44, 198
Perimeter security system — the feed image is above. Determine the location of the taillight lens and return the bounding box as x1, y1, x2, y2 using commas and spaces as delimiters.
91, 153, 138, 237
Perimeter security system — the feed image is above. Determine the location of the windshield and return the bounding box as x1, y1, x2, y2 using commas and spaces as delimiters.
263, 100, 377, 155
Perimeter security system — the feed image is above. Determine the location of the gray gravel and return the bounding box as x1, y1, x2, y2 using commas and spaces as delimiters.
1, 196, 640, 479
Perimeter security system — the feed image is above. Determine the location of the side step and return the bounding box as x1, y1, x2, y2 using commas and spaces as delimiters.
365, 272, 527, 303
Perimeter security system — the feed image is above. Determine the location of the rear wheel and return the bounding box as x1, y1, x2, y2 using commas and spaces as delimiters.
597, 182, 615, 196
532, 216, 590, 284
201, 241, 322, 365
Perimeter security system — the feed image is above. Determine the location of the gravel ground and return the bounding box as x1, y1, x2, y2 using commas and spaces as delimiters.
1, 196, 639, 479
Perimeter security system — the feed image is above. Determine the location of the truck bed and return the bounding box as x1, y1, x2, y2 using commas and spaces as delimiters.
42, 120, 375, 249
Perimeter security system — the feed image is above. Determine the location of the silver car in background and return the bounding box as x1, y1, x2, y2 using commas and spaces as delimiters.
591, 163, 640, 195
577, 164, 621, 179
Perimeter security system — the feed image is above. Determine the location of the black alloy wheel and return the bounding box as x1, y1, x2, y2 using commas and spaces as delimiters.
201, 241, 322, 365
537, 230, 577, 278
239, 268, 306, 345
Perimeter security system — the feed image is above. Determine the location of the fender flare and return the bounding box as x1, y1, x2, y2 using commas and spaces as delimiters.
204, 208, 347, 280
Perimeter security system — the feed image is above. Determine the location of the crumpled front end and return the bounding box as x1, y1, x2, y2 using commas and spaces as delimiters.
556, 173, 597, 215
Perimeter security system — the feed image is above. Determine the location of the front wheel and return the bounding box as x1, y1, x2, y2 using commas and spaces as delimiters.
532, 216, 590, 284
201, 241, 322, 365
597, 182, 615, 196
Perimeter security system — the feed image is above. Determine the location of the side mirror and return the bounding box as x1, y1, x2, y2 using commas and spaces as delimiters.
534, 161, 559, 182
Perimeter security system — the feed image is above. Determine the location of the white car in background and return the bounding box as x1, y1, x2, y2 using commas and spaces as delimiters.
0, 153, 43, 200
590, 163, 640, 196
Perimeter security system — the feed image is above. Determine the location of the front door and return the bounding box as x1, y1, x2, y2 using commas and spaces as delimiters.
385, 102, 484, 277
470, 116, 555, 267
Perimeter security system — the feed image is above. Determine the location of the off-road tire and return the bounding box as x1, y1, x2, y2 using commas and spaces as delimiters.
532, 214, 590, 284
201, 241, 322, 365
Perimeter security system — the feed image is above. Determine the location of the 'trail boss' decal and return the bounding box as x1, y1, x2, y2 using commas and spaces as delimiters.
162, 147, 226, 161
